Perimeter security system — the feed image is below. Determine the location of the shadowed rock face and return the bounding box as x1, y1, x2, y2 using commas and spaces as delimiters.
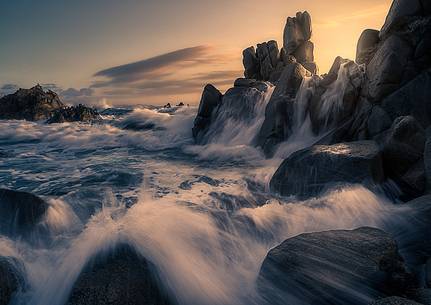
47, 104, 101, 124
0, 189, 49, 237
0, 85, 64, 121
356, 29, 380, 65
258, 227, 412, 305
0, 257, 27, 305
270, 141, 384, 199
67, 245, 175, 305
370, 297, 423, 305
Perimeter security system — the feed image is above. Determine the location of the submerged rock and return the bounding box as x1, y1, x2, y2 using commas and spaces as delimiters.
0, 84, 64, 121
258, 227, 411, 305
0, 256, 26, 305
67, 245, 174, 305
47, 104, 101, 124
270, 141, 384, 199
0, 189, 48, 237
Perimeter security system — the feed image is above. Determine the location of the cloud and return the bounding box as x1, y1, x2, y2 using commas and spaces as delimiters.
92, 46, 242, 102
0, 84, 19, 96
61, 87, 94, 98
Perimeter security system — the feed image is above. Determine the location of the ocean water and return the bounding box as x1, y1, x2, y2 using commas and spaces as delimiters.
0, 102, 417, 305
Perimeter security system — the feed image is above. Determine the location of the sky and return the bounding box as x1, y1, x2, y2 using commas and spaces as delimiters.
0, 0, 392, 106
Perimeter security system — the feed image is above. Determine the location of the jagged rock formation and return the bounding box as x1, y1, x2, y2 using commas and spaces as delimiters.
0, 256, 26, 305
270, 141, 384, 199
0, 84, 64, 121
242, 11, 317, 83
47, 104, 101, 124
67, 245, 174, 305
258, 227, 413, 305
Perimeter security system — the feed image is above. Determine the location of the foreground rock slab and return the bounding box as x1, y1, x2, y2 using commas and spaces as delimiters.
258, 227, 410, 305
270, 141, 384, 199
370, 296, 423, 305
67, 245, 174, 305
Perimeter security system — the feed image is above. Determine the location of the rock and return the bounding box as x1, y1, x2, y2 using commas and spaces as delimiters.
176, 102, 185, 107
409, 289, 431, 305
380, 0, 424, 39
357, 29, 380, 65
0, 189, 48, 237
381, 71, 431, 128
270, 141, 384, 198
426, 130, 431, 192
320, 56, 350, 87
256, 63, 307, 155
426, 259, 431, 288
258, 227, 411, 305
380, 116, 426, 199
293, 41, 314, 64
46, 104, 101, 124
0, 257, 26, 305
302, 61, 318, 75
243, 46, 259, 79
365, 35, 413, 102
368, 106, 393, 138
192, 84, 223, 142
370, 297, 423, 305
0, 84, 64, 121
309, 60, 364, 135
67, 245, 174, 305
283, 11, 312, 54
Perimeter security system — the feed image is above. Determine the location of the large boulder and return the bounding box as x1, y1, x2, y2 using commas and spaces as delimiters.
356, 29, 380, 65
192, 84, 223, 143
258, 227, 411, 305
370, 297, 423, 305
380, 0, 424, 40
242, 41, 282, 81
381, 71, 431, 128
67, 245, 174, 305
0, 257, 26, 305
365, 35, 413, 102
380, 116, 426, 199
270, 141, 385, 199
243, 46, 259, 79
0, 189, 49, 237
47, 104, 101, 124
0, 85, 64, 121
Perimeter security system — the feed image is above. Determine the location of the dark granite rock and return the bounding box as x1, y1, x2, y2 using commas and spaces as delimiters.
0, 85, 64, 121
47, 104, 101, 124
0, 256, 26, 305
0, 189, 49, 237
370, 297, 423, 305
357, 29, 380, 65
192, 84, 223, 143
67, 245, 174, 305
270, 141, 384, 199
258, 227, 411, 305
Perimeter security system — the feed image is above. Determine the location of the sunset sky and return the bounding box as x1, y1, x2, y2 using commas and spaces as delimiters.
0, 0, 392, 106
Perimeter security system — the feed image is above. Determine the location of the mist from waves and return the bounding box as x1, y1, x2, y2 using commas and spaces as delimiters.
4, 182, 413, 305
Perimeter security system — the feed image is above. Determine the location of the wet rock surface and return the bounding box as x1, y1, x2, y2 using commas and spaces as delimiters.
0, 256, 26, 305
67, 245, 174, 305
47, 104, 101, 124
0, 188, 48, 237
258, 227, 411, 305
270, 141, 384, 199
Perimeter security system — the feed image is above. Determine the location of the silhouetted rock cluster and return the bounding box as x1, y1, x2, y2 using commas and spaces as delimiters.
47, 104, 101, 124
0, 84, 64, 121
0, 85, 100, 123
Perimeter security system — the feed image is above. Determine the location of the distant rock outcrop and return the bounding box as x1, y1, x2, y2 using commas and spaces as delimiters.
47, 104, 101, 124
258, 227, 413, 305
0, 84, 64, 121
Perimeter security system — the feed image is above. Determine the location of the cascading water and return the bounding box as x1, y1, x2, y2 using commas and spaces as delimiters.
0, 86, 421, 305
